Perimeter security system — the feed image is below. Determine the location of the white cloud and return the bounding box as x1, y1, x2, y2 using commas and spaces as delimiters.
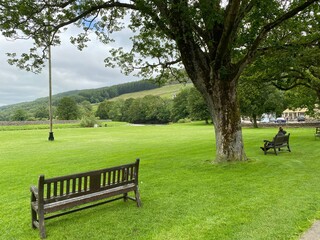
0, 25, 138, 107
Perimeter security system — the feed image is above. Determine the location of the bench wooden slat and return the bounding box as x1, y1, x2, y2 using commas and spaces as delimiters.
78, 178, 82, 192
66, 179, 70, 195
102, 172, 106, 186
30, 159, 141, 239
53, 182, 57, 197
130, 166, 134, 180
107, 170, 111, 185
46, 184, 50, 199
90, 173, 101, 192
42, 162, 138, 183
112, 170, 116, 184
42, 176, 136, 204
32, 184, 136, 213
44, 184, 136, 213
59, 181, 64, 196
70, 178, 74, 193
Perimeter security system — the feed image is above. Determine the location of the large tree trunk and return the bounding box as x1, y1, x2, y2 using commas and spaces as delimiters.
172, 14, 247, 163
195, 74, 247, 163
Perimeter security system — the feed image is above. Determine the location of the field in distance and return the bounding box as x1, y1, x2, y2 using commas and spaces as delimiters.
111, 83, 192, 101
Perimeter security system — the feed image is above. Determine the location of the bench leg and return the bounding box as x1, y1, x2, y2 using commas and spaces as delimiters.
30, 191, 39, 230
263, 146, 268, 155
273, 147, 278, 155
123, 193, 128, 202
31, 205, 37, 229
135, 187, 142, 207
38, 209, 46, 239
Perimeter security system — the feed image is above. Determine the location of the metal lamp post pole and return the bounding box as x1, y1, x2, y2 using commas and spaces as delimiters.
48, 44, 54, 141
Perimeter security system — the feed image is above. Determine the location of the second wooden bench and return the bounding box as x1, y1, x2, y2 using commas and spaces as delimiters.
30, 159, 142, 238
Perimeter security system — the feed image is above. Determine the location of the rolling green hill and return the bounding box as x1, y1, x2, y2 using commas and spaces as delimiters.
0, 79, 158, 120
0, 80, 193, 121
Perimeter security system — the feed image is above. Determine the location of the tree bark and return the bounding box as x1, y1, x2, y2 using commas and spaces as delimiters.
193, 72, 247, 163
209, 81, 246, 162
252, 114, 258, 128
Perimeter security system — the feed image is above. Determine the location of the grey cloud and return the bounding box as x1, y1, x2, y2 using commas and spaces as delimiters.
0, 25, 138, 107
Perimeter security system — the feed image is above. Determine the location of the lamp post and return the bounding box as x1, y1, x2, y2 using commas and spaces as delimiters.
48, 44, 54, 141
46, 1, 54, 141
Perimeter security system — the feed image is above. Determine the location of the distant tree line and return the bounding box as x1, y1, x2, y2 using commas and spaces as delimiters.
0, 80, 159, 121
71, 80, 159, 103
2, 86, 211, 125
95, 87, 210, 124
1, 79, 314, 126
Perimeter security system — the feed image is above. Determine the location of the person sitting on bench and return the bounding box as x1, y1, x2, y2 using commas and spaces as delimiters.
261, 127, 287, 151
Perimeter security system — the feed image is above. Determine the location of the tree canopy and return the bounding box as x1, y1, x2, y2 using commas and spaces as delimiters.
238, 76, 286, 127
56, 97, 79, 120
1, 0, 319, 162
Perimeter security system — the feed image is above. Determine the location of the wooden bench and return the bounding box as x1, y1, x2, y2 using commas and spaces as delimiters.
262, 133, 291, 155
315, 127, 320, 139
30, 159, 141, 239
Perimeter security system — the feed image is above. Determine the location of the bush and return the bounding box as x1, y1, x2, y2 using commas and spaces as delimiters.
80, 115, 98, 127
27, 117, 37, 121
177, 118, 192, 123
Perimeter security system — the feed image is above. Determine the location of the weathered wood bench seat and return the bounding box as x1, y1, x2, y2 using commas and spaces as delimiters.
262, 133, 291, 155
30, 159, 141, 239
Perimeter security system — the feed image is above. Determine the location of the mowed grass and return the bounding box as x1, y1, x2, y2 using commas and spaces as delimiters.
111, 83, 192, 101
0, 123, 320, 240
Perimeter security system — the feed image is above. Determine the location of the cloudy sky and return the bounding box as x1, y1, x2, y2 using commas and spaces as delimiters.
0, 26, 138, 107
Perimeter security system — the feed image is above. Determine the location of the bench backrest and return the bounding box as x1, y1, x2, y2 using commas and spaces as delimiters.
316, 127, 320, 135
37, 159, 140, 204
274, 133, 290, 146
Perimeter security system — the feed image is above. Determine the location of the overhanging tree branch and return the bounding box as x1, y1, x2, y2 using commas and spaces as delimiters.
214, 0, 241, 70
236, 0, 319, 74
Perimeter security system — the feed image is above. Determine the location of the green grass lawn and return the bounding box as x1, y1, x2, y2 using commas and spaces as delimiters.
111, 83, 192, 101
0, 123, 319, 239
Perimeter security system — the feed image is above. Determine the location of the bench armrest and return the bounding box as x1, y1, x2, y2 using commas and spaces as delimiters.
30, 186, 39, 199
263, 140, 271, 143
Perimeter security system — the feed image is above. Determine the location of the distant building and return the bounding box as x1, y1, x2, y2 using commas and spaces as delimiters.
282, 108, 307, 120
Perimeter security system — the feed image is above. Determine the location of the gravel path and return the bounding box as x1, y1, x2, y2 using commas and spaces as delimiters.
300, 221, 320, 240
